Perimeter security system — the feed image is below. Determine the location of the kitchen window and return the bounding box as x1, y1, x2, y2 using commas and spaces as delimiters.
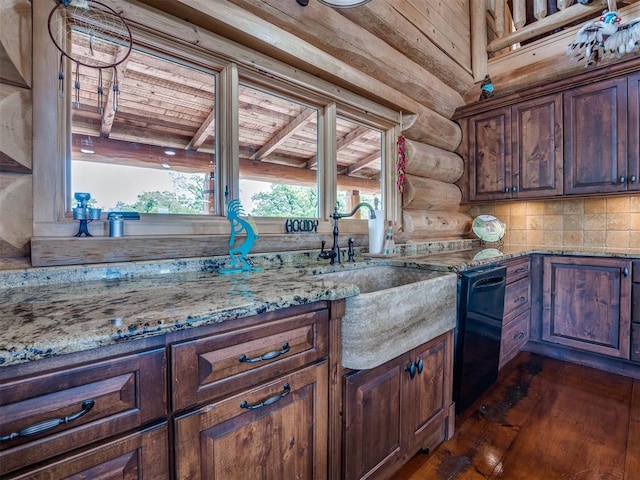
31, 0, 400, 264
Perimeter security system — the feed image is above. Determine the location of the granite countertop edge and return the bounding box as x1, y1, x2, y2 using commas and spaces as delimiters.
3, 241, 640, 368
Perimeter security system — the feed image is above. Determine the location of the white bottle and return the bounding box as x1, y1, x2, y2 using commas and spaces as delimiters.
382, 221, 394, 255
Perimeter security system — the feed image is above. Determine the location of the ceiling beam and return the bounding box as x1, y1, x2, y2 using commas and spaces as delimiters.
339, 151, 380, 176
187, 107, 215, 150
100, 48, 130, 138
251, 109, 316, 161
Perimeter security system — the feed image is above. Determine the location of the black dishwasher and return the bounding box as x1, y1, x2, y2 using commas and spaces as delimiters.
453, 265, 507, 414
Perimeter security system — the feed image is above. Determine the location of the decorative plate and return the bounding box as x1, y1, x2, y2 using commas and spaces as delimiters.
472, 214, 506, 243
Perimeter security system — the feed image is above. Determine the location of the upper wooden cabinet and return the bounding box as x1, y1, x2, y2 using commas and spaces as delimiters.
465, 93, 563, 201
563, 77, 631, 195
455, 59, 640, 202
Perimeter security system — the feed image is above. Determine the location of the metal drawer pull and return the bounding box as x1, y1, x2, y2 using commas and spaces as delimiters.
514, 296, 527, 304
240, 383, 291, 410
415, 357, 424, 375
239, 342, 290, 363
404, 362, 416, 379
513, 267, 528, 274
513, 331, 526, 341
0, 399, 95, 443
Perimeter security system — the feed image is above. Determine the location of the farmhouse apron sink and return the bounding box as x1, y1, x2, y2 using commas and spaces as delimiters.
309, 266, 457, 370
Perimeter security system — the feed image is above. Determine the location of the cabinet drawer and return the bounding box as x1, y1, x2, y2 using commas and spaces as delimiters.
505, 257, 530, 284
500, 309, 530, 369
0, 348, 166, 476
503, 276, 530, 319
171, 308, 328, 410
6, 423, 169, 480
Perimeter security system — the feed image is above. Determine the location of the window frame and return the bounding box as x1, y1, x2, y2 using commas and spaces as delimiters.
31, 0, 401, 265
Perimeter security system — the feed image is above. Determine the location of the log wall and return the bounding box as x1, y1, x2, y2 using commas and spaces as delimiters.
0, 0, 32, 261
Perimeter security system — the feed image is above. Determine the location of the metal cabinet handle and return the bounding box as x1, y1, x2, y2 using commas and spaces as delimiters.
239, 342, 290, 363
630, 175, 637, 183
504, 187, 510, 193
514, 296, 527, 304
404, 362, 416, 379
240, 383, 291, 410
415, 357, 424, 375
623, 268, 629, 277
619, 176, 626, 184
513, 267, 528, 274
513, 331, 526, 341
0, 399, 95, 443
512, 186, 518, 193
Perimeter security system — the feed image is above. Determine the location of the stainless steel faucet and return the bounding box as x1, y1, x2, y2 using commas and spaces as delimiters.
319, 203, 376, 264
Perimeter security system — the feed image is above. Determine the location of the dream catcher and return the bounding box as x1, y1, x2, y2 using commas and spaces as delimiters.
48, 0, 133, 113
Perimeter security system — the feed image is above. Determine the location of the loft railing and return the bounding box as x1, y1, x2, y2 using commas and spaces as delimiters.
471, 0, 622, 81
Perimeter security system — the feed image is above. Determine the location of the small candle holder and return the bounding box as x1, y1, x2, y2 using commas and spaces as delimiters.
72, 192, 101, 237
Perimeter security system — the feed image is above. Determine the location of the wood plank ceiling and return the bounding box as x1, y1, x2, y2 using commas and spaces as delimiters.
67, 29, 382, 189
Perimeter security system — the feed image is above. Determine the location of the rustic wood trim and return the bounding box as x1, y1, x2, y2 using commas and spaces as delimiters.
470, 0, 488, 82
487, 1, 607, 53
455, 54, 640, 118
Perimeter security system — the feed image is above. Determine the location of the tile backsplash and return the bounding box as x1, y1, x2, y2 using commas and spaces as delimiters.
465, 196, 640, 249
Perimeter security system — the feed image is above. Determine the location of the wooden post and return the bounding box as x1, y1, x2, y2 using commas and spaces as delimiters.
494, 0, 505, 38
513, 0, 527, 30
345, 190, 362, 218
470, 0, 488, 82
534, 0, 548, 20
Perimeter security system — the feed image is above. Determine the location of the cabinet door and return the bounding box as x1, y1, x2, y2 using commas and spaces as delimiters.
406, 333, 452, 453
512, 94, 563, 197
629, 72, 640, 190
542, 256, 632, 359
343, 356, 404, 480
563, 78, 628, 194
174, 362, 328, 480
468, 108, 512, 201
8, 424, 169, 480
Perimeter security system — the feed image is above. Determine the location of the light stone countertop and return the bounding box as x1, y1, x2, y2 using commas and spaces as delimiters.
0, 265, 360, 367
3, 240, 640, 368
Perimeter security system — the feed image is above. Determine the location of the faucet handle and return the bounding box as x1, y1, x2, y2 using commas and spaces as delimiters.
347, 238, 355, 263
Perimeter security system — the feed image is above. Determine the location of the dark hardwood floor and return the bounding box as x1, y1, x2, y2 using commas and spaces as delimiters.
391, 352, 640, 480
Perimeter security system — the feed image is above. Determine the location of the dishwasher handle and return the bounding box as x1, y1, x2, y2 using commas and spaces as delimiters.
471, 276, 506, 291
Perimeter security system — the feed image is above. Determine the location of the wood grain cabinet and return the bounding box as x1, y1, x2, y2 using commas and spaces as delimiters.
631, 260, 640, 363
542, 256, 632, 359
500, 257, 531, 369
0, 348, 168, 479
342, 331, 453, 480
563, 77, 634, 195
0, 301, 338, 480
171, 306, 330, 480
464, 93, 563, 201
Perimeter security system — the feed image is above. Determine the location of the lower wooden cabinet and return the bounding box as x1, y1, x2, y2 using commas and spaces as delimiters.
7, 423, 169, 480
342, 331, 453, 480
174, 361, 328, 480
631, 260, 640, 363
0, 348, 167, 477
542, 256, 632, 359
500, 257, 531, 369
1, 301, 338, 480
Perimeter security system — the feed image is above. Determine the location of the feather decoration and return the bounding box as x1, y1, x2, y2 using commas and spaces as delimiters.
568, 10, 640, 66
